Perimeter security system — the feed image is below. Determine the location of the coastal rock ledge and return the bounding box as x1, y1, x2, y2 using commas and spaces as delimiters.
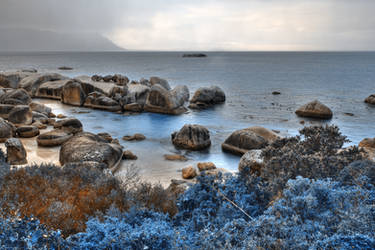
172, 124, 211, 150
295, 100, 333, 119
222, 126, 279, 155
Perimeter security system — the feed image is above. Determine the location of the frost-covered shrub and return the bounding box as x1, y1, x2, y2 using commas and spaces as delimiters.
0, 215, 68, 249
245, 177, 375, 249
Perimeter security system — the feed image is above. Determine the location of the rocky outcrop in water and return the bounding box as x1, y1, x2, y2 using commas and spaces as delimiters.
295, 100, 333, 119
59, 132, 123, 169
35, 79, 70, 100
61, 81, 87, 106
53, 118, 83, 134
365, 94, 375, 105
222, 126, 279, 155
189, 86, 225, 109
172, 124, 211, 150
20, 73, 67, 96
5, 138, 27, 165
83, 92, 121, 112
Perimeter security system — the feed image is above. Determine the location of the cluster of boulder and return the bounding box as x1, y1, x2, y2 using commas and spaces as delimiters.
1, 70, 227, 116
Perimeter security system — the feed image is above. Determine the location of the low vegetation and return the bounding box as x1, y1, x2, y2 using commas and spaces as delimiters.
0, 125, 374, 249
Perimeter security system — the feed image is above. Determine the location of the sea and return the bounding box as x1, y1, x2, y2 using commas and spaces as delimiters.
1, 51, 375, 184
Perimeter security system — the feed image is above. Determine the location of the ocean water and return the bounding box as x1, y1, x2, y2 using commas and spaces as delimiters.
1, 52, 375, 183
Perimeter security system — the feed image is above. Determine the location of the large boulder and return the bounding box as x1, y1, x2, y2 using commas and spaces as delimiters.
32, 111, 49, 123
16, 125, 40, 138
222, 126, 279, 155
29, 102, 52, 116
238, 149, 264, 176
359, 138, 375, 148
0, 118, 15, 142
0, 89, 32, 105
83, 92, 121, 112
121, 83, 151, 111
295, 100, 333, 119
365, 95, 375, 105
5, 138, 27, 165
189, 86, 226, 109
172, 124, 211, 150
149, 77, 171, 90
144, 84, 188, 115
35, 79, 70, 100
8, 105, 33, 125
61, 81, 87, 106
37, 129, 73, 147
19, 73, 67, 96
53, 118, 83, 134
59, 132, 123, 169
0, 71, 33, 88
74, 75, 123, 97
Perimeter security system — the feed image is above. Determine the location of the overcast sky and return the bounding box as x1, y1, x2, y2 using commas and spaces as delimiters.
1, 0, 374, 51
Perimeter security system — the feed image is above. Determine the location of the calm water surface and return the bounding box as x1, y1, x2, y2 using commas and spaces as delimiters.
1, 52, 375, 182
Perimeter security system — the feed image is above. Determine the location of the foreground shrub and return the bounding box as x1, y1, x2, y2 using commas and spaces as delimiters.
0, 162, 177, 236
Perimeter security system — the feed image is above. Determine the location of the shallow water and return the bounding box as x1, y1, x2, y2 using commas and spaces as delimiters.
1, 52, 375, 183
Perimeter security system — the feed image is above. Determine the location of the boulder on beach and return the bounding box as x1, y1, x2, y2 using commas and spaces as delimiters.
16, 125, 39, 138
0, 71, 34, 89
8, 105, 33, 125
32, 111, 49, 123
144, 84, 189, 115
29, 102, 52, 116
53, 118, 83, 134
19, 73, 67, 96
74, 75, 123, 97
172, 124, 211, 150
61, 81, 87, 106
0, 89, 32, 105
0, 118, 16, 142
122, 133, 146, 141
35, 79, 70, 100
238, 149, 264, 175
295, 100, 333, 119
83, 92, 122, 112
37, 129, 73, 147
149, 77, 171, 90
121, 83, 151, 111
182, 166, 197, 179
222, 126, 279, 155
32, 121, 47, 130
5, 138, 27, 165
59, 132, 123, 169
0, 104, 15, 119
189, 86, 225, 109
359, 138, 375, 148
197, 162, 216, 171
365, 94, 375, 105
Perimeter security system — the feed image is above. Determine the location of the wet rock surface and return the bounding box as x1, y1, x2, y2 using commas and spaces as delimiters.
172, 124, 211, 150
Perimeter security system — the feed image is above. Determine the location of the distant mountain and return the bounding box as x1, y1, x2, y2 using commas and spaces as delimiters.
0, 28, 124, 52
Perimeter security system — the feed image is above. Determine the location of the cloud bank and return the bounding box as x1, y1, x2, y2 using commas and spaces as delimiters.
0, 0, 374, 51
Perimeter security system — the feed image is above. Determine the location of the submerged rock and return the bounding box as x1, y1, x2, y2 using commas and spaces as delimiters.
222, 126, 279, 155
189, 86, 225, 109
37, 129, 73, 147
182, 53, 207, 58
59, 132, 123, 169
295, 100, 333, 119
122, 133, 146, 141
5, 138, 27, 165
164, 154, 188, 161
172, 124, 211, 150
